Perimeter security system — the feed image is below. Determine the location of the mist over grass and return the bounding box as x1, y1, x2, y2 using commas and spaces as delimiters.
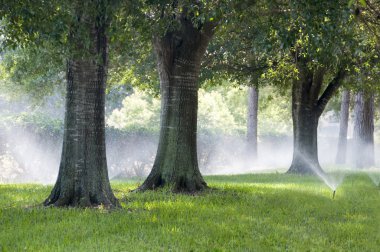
1, 86, 380, 184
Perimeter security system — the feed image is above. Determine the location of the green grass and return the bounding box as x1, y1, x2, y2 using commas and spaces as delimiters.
0, 173, 379, 251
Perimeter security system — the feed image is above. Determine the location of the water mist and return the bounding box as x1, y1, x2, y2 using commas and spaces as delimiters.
296, 153, 345, 197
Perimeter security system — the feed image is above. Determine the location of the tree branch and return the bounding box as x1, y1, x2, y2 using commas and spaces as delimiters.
316, 69, 346, 117
201, 19, 219, 37
310, 67, 325, 102
202, 60, 268, 78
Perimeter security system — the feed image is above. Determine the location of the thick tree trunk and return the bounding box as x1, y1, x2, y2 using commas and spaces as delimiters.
288, 72, 322, 174
353, 91, 375, 168
246, 86, 259, 161
287, 63, 345, 175
138, 18, 215, 193
335, 90, 350, 164
44, 11, 118, 207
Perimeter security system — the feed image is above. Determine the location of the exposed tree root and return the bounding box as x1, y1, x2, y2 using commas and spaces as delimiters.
43, 187, 120, 209
136, 173, 208, 194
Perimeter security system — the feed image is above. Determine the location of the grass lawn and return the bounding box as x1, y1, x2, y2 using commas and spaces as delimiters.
0, 173, 379, 251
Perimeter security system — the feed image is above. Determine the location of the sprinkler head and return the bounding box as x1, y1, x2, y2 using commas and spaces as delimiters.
332, 190, 336, 199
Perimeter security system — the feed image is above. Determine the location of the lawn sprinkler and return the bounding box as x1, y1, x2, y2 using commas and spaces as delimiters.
332, 190, 336, 199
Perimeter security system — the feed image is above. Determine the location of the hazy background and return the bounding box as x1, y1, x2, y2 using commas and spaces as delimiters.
1, 85, 379, 184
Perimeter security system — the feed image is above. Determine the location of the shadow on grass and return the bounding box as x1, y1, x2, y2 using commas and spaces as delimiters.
0, 173, 379, 251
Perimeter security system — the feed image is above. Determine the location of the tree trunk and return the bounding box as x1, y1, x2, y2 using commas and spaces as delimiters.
353, 91, 375, 168
288, 73, 322, 174
0, 131, 5, 156
246, 86, 259, 161
44, 9, 118, 208
287, 63, 345, 175
138, 17, 215, 193
335, 90, 350, 164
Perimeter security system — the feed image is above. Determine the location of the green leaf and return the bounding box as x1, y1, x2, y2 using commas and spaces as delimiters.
359, 0, 367, 7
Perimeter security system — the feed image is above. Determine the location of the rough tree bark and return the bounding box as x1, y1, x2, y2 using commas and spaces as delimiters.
287, 61, 346, 174
246, 86, 259, 161
44, 7, 118, 207
335, 90, 351, 164
353, 91, 375, 168
137, 16, 216, 193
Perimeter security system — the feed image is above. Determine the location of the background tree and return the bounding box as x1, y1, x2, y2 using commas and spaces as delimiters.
353, 91, 375, 168
247, 85, 259, 160
203, 1, 271, 163
335, 90, 351, 164
266, 0, 360, 174
348, 0, 380, 169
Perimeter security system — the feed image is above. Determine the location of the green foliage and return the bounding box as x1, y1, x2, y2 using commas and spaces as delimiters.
126, 0, 238, 36
343, 30, 380, 93
258, 87, 292, 136
0, 112, 63, 135
272, 0, 354, 67
0, 0, 123, 54
350, 0, 380, 42
0, 173, 379, 251
107, 43, 159, 93
203, 1, 273, 84
107, 86, 292, 137
198, 89, 241, 135
113, 0, 257, 91
263, 0, 372, 96
261, 53, 297, 90
323, 89, 345, 120
0, 44, 65, 102
107, 90, 160, 133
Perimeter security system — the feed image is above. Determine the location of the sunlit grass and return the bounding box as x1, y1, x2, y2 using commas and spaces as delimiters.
0, 173, 379, 251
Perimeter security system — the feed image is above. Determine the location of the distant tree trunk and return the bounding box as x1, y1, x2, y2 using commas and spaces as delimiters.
138, 17, 216, 192
44, 6, 118, 208
353, 91, 375, 168
0, 131, 5, 156
247, 86, 259, 161
287, 61, 345, 174
335, 90, 351, 164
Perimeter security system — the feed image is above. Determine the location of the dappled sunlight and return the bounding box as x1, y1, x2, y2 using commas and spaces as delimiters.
143, 199, 195, 212
0, 184, 49, 208
0, 174, 379, 251
0, 0, 379, 250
